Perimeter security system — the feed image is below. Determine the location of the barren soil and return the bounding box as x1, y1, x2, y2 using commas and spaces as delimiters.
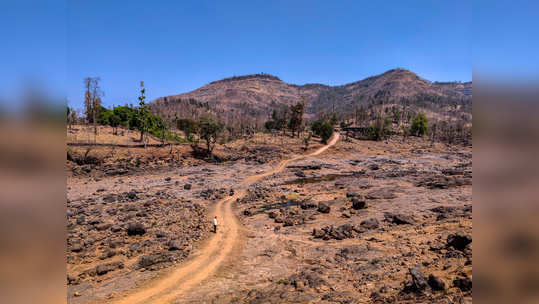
67, 132, 471, 303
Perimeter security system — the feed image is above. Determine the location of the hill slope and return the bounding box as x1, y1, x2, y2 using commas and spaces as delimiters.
151, 69, 471, 121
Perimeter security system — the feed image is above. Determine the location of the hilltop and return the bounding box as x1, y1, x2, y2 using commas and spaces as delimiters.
151, 69, 471, 120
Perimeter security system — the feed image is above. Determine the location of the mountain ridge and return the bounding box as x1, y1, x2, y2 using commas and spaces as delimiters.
151, 68, 471, 121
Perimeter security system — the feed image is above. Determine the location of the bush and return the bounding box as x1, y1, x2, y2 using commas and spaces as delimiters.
264, 120, 277, 132
410, 113, 428, 136
311, 120, 334, 144
192, 116, 223, 157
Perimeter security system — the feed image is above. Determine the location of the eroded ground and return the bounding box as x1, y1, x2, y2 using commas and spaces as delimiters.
67, 134, 471, 303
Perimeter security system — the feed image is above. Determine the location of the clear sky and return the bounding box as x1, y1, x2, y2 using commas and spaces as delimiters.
2, 1, 474, 110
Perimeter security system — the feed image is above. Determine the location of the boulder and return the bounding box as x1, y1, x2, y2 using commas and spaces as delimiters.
351, 197, 367, 210
127, 222, 146, 236
168, 240, 182, 251
95, 261, 124, 275
137, 253, 170, 269
446, 232, 472, 251
100, 249, 116, 260
96, 223, 112, 231
409, 266, 429, 291
384, 213, 415, 225
284, 218, 294, 227
300, 200, 316, 209
317, 202, 330, 214
453, 276, 472, 291
71, 244, 83, 252
155, 231, 167, 238
127, 191, 137, 200
360, 218, 379, 230
312, 228, 325, 238
428, 274, 446, 291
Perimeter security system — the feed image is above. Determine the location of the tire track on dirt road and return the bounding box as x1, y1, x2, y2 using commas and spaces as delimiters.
111, 133, 339, 304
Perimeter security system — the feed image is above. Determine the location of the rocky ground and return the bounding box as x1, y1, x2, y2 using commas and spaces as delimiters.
176, 137, 472, 303
67, 134, 472, 303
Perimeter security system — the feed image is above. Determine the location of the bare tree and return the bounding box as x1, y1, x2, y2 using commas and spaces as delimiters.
83, 77, 104, 140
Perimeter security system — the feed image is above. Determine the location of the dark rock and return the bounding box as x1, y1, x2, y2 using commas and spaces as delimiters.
111, 225, 122, 232
67, 274, 78, 285
284, 218, 294, 226
300, 200, 316, 209
96, 223, 112, 231
313, 224, 360, 240
168, 240, 182, 251
137, 253, 171, 269
313, 228, 325, 238
268, 211, 277, 219
95, 261, 123, 275
384, 213, 415, 225
351, 197, 367, 210
165, 177, 171, 181
155, 231, 167, 238
71, 244, 83, 252
184, 184, 192, 190
127, 222, 146, 236
409, 266, 429, 292
97, 187, 106, 192
100, 249, 116, 260
103, 194, 117, 203
360, 218, 379, 230
368, 163, 379, 170
317, 202, 330, 213
447, 232, 472, 251
295, 171, 306, 178
243, 209, 252, 216
428, 274, 446, 291
346, 191, 360, 198
108, 239, 123, 248
453, 276, 472, 291
127, 191, 137, 200
128, 242, 141, 252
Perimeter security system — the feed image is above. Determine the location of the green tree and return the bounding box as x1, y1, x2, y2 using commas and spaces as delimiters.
318, 121, 334, 144
136, 81, 150, 147
410, 112, 428, 136
109, 113, 121, 135
196, 116, 223, 156
303, 132, 312, 151
176, 118, 199, 141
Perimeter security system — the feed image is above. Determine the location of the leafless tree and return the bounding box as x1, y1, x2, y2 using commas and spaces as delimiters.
83, 77, 104, 141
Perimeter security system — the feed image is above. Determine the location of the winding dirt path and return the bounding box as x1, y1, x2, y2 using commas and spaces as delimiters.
111, 133, 340, 304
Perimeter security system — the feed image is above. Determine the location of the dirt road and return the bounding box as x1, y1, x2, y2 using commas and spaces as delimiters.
112, 133, 340, 304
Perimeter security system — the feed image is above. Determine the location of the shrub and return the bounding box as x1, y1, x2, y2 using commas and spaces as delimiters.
410, 113, 428, 136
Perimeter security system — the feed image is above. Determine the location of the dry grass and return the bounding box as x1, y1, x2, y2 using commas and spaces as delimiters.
67, 125, 164, 145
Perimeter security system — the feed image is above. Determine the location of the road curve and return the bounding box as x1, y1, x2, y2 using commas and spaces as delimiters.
111, 132, 340, 304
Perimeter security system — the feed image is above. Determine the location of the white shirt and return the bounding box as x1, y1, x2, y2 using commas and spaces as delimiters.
213, 218, 218, 225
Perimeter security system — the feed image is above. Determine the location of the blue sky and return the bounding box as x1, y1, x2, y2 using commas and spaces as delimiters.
3, 1, 474, 110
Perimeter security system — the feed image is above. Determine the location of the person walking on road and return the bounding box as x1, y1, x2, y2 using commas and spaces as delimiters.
213, 216, 218, 233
